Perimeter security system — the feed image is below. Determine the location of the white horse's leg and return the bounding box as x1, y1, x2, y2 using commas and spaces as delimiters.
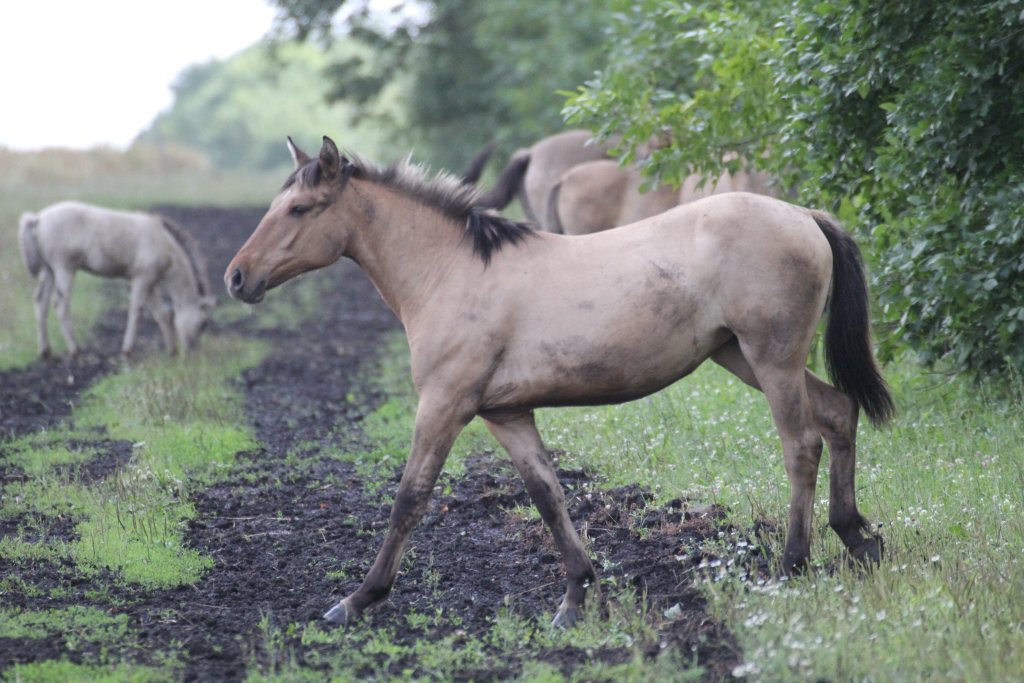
32, 268, 55, 358
484, 411, 597, 628
52, 267, 78, 357
147, 288, 176, 354
324, 394, 473, 625
123, 277, 154, 356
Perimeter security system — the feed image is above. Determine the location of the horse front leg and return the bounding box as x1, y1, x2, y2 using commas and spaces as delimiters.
323, 395, 472, 625
146, 288, 176, 354
121, 278, 154, 357
484, 411, 597, 627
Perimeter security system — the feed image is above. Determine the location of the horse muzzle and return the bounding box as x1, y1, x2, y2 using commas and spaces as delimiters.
226, 266, 267, 304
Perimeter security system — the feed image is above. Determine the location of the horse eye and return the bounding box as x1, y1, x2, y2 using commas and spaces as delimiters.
289, 205, 310, 217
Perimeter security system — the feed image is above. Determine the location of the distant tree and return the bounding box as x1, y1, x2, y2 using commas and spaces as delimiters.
269, 0, 613, 171
566, 0, 1024, 380
138, 41, 402, 171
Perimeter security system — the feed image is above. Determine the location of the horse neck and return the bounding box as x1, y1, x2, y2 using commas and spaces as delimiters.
161, 237, 202, 309
341, 181, 464, 323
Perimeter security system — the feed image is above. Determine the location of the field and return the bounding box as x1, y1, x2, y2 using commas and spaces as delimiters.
1, 155, 1022, 681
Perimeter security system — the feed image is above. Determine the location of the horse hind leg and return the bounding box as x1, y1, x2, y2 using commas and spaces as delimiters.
714, 337, 824, 572
52, 267, 79, 357
484, 411, 597, 627
713, 338, 881, 568
805, 373, 882, 566
33, 268, 55, 358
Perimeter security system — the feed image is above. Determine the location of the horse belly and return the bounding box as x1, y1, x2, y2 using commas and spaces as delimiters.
482, 314, 728, 411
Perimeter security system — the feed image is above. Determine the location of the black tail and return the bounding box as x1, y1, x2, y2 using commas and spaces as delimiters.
475, 150, 530, 210
460, 143, 495, 186
813, 210, 895, 427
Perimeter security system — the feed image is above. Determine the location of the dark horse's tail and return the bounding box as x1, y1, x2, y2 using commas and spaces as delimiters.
475, 150, 530, 211
812, 210, 895, 427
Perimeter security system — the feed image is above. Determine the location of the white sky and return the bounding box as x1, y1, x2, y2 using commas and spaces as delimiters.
0, 1, 278, 150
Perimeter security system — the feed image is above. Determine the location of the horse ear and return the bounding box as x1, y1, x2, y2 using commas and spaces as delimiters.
287, 137, 311, 169
319, 136, 342, 180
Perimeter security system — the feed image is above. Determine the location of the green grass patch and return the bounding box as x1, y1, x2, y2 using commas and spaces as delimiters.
538, 360, 1024, 681
0, 659, 171, 683
1, 336, 267, 588
1, 438, 99, 478
0, 605, 129, 646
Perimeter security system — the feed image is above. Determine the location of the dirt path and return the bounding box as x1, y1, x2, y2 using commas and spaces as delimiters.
0, 207, 742, 680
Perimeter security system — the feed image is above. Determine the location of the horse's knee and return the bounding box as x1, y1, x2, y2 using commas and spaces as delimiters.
783, 434, 823, 481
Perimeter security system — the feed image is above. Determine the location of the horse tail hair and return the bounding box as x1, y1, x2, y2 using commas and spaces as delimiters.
18, 212, 43, 277
812, 210, 895, 427
474, 149, 530, 210
546, 180, 565, 234
460, 142, 495, 186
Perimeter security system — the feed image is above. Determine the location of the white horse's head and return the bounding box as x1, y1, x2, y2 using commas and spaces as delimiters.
174, 299, 211, 352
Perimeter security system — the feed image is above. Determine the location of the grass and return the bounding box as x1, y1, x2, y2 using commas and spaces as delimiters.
1, 337, 267, 588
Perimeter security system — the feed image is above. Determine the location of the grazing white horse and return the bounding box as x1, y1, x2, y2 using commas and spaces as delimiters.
18, 201, 214, 358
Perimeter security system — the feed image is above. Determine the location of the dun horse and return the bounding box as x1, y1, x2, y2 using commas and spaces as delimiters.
476, 129, 613, 229
19, 201, 214, 358
548, 158, 780, 235
226, 137, 894, 628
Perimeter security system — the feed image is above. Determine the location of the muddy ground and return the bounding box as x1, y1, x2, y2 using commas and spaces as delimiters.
0, 206, 751, 680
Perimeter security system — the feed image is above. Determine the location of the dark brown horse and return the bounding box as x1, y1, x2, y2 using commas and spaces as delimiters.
226, 137, 893, 628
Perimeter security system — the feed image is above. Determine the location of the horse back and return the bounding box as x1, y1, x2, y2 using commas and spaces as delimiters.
36, 202, 172, 278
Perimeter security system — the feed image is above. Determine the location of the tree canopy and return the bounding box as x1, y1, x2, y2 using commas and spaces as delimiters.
269, 0, 613, 171
567, 0, 1024, 379
138, 40, 402, 171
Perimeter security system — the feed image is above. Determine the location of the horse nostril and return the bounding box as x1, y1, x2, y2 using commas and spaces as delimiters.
230, 267, 244, 292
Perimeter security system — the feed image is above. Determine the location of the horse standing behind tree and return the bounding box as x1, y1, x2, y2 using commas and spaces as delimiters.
226, 136, 893, 628
476, 129, 614, 228
547, 157, 780, 235
18, 201, 215, 358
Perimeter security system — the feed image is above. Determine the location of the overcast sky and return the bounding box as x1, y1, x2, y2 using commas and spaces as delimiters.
0, 1, 278, 150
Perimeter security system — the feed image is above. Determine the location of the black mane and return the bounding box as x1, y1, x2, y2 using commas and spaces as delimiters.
286, 155, 535, 265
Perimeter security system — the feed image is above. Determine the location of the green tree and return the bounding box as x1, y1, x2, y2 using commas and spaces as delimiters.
567, 0, 1024, 380
270, 0, 613, 170
139, 41, 402, 170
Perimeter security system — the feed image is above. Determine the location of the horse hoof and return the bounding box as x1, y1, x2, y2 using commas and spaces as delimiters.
323, 601, 358, 626
850, 535, 884, 567
550, 605, 580, 629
